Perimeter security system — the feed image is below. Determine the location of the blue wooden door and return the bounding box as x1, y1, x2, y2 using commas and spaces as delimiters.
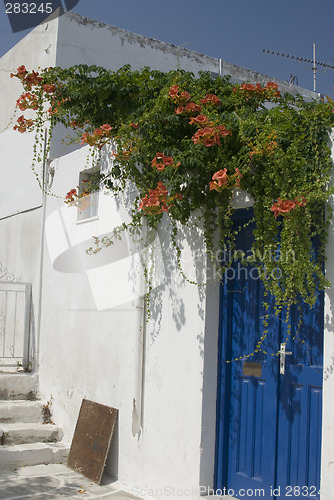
276, 301, 323, 499
215, 210, 323, 499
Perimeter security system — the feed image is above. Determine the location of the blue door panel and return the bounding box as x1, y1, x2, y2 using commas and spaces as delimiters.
308, 388, 322, 486
224, 211, 279, 494
253, 379, 265, 479
277, 295, 323, 499
235, 377, 265, 479
215, 209, 323, 500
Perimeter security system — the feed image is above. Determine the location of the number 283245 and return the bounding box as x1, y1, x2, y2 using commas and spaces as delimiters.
5, 3, 54, 14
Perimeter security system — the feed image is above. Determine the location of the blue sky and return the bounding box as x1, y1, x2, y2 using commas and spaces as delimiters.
1, 0, 333, 96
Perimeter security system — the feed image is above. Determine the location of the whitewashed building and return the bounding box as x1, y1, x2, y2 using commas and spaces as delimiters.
0, 11, 333, 500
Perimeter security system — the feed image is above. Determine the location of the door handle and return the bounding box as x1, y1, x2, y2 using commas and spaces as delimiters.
278, 343, 292, 375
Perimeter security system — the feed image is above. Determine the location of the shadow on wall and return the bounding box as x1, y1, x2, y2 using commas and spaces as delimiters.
324, 135, 334, 379
146, 212, 208, 342
199, 263, 220, 489
324, 212, 334, 384
105, 417, 119, 480
29, 298, 37, 372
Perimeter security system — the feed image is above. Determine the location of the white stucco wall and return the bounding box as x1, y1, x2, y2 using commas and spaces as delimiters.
0, 15, 59, 371
0, 200, 43, 366
36, 145, 215, 497
0, 129, 43, 218
321, 132, 334, 500
0, 16, 58, 134
55, 12, 220, 75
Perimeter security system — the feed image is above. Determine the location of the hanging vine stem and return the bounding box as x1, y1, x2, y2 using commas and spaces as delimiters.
224, 300, 306, 364
9, 64, 334, 351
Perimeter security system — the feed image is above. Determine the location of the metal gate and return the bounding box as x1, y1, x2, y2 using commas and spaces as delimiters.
0, 282, 32, 370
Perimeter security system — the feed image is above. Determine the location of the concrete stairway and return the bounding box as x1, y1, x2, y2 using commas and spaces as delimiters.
0, 373, 68, 470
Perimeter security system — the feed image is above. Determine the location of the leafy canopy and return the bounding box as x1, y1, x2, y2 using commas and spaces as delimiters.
11, 64, 334, 313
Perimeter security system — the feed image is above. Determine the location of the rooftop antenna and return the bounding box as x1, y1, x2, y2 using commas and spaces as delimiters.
263, 44, 334, 92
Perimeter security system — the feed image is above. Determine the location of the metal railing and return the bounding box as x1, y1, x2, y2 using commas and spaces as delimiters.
0, 282, 32, 369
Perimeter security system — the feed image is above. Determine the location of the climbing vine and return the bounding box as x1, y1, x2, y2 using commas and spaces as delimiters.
10, 64, 334, 323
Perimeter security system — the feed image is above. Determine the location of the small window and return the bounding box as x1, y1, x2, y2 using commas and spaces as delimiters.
77, 169, 99, 221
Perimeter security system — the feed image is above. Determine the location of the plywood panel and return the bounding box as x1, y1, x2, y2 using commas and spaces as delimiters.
67, 399, 118, 483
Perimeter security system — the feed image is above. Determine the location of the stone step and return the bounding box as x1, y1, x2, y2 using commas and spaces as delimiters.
0, 442, 69, 470
0, 373, 38, 400
1, 423, 63, 445
0, 366, 22, 373
0, 400, 45, 423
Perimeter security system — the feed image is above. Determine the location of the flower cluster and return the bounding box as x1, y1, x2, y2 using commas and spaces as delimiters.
169, 86, 231, 146
169, 84, 206, 116
192, 123, 231, 146
16, 92, 39, 111
271, 197, 307, 218
10, 65, 27, 80
233, 81, 281, 99
70, 120, 81, 128
11, 66, 60, 128
200, 93, 222, 106
172, 91, 221, 117
151, 152, 181, 171
175, 102, 202, 116
65, 188, 90, 211
189, 114, 209, 127
11, 65, 43, 89
138, 182, 182, 215
80, 124, 113, 149
209, 168, 242, 191
13, 115, 35, 133
65, 189, 77, 202
168, 84, 191, 105
43, 84, 56, 94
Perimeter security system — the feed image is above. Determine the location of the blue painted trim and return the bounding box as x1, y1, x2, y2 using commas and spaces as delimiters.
214, 207, 253, 490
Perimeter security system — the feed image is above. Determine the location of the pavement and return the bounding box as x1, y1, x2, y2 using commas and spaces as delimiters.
0, 464, 141, 500
0, 463, 237, 500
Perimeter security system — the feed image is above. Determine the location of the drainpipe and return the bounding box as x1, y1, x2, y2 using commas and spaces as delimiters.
132, 218, 148, 437
35, 128, 51, 374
